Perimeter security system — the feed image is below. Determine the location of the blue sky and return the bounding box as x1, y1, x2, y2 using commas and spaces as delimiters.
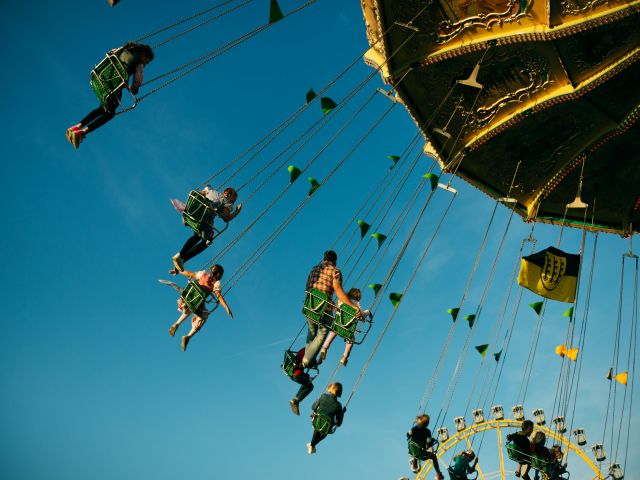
1, 1, 637, 479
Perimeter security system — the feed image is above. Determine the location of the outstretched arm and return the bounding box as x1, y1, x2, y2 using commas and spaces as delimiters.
130, 64, 144, 94
219, 204, 242, 222
333, 279, 360, 316
214, 290, 233, 319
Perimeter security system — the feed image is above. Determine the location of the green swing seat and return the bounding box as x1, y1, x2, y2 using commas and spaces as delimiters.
530, 454, 569, 479
180, 279, 211, 313
182, 190, 228, 241
506, 441, 530, 464
332, 304, 359, 342
311, 411, 337, 435
407, 439, 438, 461
281, 349, 318, 380
302, 288, 329, 323
89, 52, 131, 109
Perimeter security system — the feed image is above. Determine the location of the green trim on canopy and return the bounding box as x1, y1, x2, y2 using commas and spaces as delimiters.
563, 306, 574, 320
464, 314, 476, 328
494, 350, 502, 362
475, 344, 489, 357
357, 220, 371, 238
387, 155, 400, 170
529, 302, 543, 316
320, 97, 337, 114
307, 177, 320, 196
288, 165, 301, 183
447, 307, 460, 322
389, 292, 403, 307
306, 88, 317, 104
368, 283, 383, 296
268, 0, 284, 24
371, 232, 387, 249
423, 172, 439, 191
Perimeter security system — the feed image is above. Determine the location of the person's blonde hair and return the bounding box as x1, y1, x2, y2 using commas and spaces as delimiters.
532, 431, 546, 445
328, 382, 343, 397
415, 414, 430, 426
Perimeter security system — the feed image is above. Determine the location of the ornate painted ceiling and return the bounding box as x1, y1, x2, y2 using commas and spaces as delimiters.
361, 0, 640, 235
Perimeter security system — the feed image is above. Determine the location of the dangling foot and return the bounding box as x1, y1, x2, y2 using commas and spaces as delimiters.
181, 335, 190, 352
319, 348, 327, 361
72, 128, 86, 148
169, 324, 178, 337
306, 443, 316, 455
289, 399, 300, 416
409, 458, 419, 473
435, 473, 444, 480
66, 125, 82, 148
340, 356, 348, 366
172, 253, 184, 272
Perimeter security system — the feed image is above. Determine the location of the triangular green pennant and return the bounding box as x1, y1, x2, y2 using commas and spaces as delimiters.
389, 293, 403, 307
422, 172, 439, 191
387, 155, 400, 170
563, 306, 574, 320
368, 283, 383, 296
447, 308, 460, 322
288, 165, 301, 183
493, 350, 502, 362
371, 232, 387, 250
320, 97, 337, 114
464, 314, 476, 328
475, 344, 489, 357
357, 220, 371, 238
529, 302, 543, 316
306, 88, 317, 104
307, 177, 320, 196
268, 0, 284, 24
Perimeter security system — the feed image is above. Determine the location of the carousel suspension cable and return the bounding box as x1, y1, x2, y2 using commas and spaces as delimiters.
135, 0, 241, 43
221, 98, 399, 291
622, 253, 638, 471
212, 87, 383, 265
151, 0, 253, 49
138, 0, 318, 99
344, 188, 457, 407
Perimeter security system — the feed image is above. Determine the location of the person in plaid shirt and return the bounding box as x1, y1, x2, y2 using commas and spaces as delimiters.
303, 250, 359, 366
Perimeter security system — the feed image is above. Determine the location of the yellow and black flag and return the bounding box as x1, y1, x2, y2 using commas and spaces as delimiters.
518, 247, 580, 303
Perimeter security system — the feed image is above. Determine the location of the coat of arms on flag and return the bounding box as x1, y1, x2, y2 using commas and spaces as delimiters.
518, 247, 581, 303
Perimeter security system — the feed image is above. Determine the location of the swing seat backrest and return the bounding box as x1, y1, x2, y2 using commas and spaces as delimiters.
311, 411, 336, 435
90, 53, 129, 108
181, 279, 209, 313
407, 440, 429, 461
530, 455, 568, 479
302, 288, 329, 323
183, 190, 215, 238
447, 466, 478, 480
506, 441, 530, 464
281, 349, 297, 378
332, 304, 358, 341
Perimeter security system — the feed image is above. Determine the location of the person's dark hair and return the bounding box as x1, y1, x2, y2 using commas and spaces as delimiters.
323, 250, 337, 264
210, 264, 224, 278
522, 419, 534, 431
123, 42, 155, 62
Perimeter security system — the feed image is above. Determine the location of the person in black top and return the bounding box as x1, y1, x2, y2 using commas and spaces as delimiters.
307, 382, 345, 454
66, 42, 154, 148
507, 419, 534, 479
407, 414, 443, 479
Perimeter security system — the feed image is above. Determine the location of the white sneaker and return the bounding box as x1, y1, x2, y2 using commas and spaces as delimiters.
306, 443, 316, 455
172, 253, 184, 272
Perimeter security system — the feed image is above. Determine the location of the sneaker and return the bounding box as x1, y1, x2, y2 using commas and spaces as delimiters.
435, 473, 444, 480
66, 128, 76, 148
181, 335, 190, 352
72, 128, 85, 148
172, 253, 184, 272
340, 356, 348, 366
289, 399, 300, 416
306, 443, 316, 455
169, 324, 178, 337
319, 348, 327, 361
410, 458, 419, 473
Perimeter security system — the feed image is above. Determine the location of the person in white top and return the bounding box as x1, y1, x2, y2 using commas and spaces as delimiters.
319, 287, 370, 366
